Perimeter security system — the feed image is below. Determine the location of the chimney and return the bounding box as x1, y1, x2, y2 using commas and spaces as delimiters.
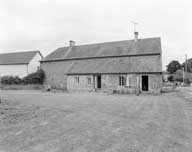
134, 32, 139, 42
69, 40, 75, 47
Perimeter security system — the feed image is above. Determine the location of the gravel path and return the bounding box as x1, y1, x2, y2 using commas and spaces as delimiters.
0, 90, 192, 152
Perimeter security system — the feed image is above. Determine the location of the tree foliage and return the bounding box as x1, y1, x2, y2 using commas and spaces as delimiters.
182, 58, 192, 73
167, 75, 174, 82
22, 69, 45, 84
166, 60, 181, 74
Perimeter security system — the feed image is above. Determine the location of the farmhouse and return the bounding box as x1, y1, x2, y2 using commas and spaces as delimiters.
0, 51, 43, 78
41, 33, 162, 93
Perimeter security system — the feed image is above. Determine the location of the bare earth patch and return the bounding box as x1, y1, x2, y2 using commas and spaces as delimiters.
0, 90, 192, 152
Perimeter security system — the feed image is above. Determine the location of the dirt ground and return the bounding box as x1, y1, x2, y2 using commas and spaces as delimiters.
0, 89, 192, 152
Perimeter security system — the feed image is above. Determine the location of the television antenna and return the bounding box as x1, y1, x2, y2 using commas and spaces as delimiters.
131, 21, 139, 32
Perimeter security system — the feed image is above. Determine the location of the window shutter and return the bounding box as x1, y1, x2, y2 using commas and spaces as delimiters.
126, 75, 130, 87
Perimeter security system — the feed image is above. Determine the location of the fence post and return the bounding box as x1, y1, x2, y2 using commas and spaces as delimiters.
0, 76, 1, 103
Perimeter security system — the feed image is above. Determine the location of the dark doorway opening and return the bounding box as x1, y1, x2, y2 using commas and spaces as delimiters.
142, 75, 148, 91
97, 75, 101, 89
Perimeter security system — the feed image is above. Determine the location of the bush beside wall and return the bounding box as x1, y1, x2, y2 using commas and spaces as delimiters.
1, 76, 22, 85
1, 69, 45, 85
22, 69, 45, 85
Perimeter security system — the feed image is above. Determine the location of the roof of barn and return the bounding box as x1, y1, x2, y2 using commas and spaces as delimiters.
0, 51, 42, 65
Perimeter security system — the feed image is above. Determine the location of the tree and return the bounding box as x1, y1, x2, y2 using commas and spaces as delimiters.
166, 60, 181, 74
182, 58, 192, 73
22, 69, 45, 84
167, 75, 174, 82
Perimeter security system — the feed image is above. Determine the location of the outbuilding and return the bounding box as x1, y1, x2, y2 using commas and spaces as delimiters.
0, 51, 43, 77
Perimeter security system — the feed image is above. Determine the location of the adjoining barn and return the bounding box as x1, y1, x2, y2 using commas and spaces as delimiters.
0, 51, 43, 78
41, 33, 162, 94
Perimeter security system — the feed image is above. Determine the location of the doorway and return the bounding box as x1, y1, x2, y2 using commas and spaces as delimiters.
142, 75, 148, 91
97, 75, 101, 89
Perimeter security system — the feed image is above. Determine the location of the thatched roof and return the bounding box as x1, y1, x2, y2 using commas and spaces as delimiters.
0, 51, 42, 65
41, 37, 161, 62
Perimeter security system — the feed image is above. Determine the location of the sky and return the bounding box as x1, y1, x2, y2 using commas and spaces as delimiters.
0, 0, 192, 70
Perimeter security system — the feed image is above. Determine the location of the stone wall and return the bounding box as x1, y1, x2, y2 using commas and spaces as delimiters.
148, 74, 162, 93
41, 60, 73, 90
67, 75, 94, 91
66, 74, 162, 94
41, 60, 162, 93
101, 75, 119, 91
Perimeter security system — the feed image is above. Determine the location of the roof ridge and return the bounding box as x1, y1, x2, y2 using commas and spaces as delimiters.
59, 37, 161, 48
0, 50, 39, 55
0, 50, 41, 65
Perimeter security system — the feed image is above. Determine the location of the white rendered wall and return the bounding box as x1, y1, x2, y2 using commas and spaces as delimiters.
0, 64, 28, 78
0, 52, 42, 78
28, 53, 42, 74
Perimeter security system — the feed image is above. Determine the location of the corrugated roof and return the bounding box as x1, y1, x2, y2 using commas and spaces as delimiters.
0, 51, 41, 65
41, 37, 161, 62
67, 55, 162, 74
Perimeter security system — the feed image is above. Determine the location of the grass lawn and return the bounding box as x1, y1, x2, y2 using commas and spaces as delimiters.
0, 90, 192, 152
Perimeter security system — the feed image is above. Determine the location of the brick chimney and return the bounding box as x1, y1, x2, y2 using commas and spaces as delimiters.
69, 40, 75, 47
134, 32, 138, 42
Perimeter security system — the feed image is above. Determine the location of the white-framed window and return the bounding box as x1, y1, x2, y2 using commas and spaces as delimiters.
87, 77, 92, 86
119, 76, 126, 86
74, 76, 79, 85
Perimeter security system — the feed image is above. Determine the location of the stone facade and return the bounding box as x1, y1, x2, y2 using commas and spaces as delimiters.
41, 60, 73, 89
67, 75, 94, 91
66, 74, 162, 94
41, 59, 162, 94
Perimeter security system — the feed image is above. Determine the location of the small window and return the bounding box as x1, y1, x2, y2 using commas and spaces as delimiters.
119, 76, 126, 86
74, 76, 79, 85
87, 77, 92, 85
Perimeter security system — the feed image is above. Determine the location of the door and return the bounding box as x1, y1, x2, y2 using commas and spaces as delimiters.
142, 75, 148, 91
97, 75, 101, 89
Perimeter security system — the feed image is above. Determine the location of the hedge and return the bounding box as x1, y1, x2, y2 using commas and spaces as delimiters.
1, 76, 22, 85
0, 69, 45, 85
22, 69, 45, 84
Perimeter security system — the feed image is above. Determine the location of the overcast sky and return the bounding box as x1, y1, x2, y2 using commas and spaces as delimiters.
0, 0, 191, 70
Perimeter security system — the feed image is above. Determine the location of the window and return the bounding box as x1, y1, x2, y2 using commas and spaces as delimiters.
74, 76, 79, 85
119, 76, 126, 86
87, 77, 92, 85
